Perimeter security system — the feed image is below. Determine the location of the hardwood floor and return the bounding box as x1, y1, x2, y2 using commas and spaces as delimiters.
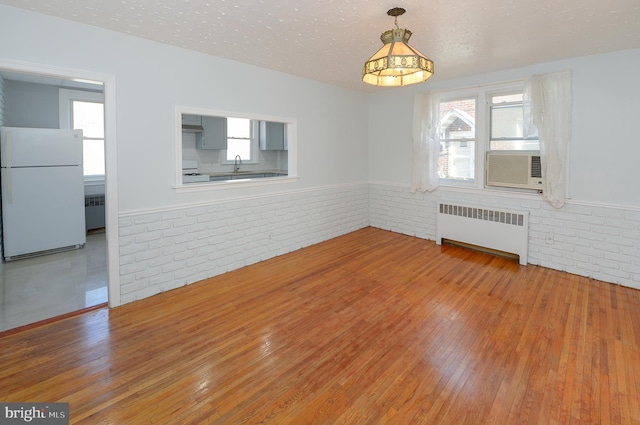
2, 227, 639, 424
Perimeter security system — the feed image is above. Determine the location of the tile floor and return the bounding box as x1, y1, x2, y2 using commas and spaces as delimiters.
0, 232, 107, 332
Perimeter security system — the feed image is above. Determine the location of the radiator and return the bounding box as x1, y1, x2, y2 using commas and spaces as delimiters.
436, 202, 529, 265
85, 194, 106, 231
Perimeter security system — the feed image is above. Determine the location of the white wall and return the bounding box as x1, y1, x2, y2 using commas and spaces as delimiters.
367, 48, 640, 289
368, 48, 640, 207
0, 4, 369, 212
0, 4, 370, 304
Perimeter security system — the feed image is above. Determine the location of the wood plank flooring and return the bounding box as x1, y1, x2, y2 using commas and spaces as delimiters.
2, 227, 640, 424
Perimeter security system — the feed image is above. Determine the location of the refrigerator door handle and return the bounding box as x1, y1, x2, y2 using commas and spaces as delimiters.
4, 167, 12, 204
3, 130, 13, 203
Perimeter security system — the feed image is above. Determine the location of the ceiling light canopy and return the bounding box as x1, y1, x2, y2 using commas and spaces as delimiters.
363, 7, 434, 87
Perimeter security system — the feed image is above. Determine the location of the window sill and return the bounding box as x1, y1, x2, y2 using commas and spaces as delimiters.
438, 179, 477, 188
173, 175, 299, 192
434, 183, 542, 200
84, 177, 105, 185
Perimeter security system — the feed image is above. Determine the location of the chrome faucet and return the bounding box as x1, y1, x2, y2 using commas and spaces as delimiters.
234, 155, 242, 173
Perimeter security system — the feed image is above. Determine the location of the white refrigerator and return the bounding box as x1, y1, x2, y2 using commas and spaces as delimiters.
1, 127, 86, 261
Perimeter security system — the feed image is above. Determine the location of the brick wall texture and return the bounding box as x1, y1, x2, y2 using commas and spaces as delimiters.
117, 182, 640, 304
118, 184, 369, 304
370, 183, 640, 290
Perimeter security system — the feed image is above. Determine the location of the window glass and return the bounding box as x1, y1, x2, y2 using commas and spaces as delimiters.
72, 100, 105, 176
489, 93, 539, 151
492, 93, 523, 104
428, 83, 546, 191
438, 98, 476, 182
226, 117, 251, 161
492, 105, 524, 138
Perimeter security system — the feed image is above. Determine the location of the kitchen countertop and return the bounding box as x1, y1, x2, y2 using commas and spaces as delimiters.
205, 170, 287, 177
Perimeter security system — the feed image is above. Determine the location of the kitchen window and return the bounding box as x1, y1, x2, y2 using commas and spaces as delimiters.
72, 100, 105, 176
176, 107, 298, 190
59, 89, 105, 178
225, 117, 253, 162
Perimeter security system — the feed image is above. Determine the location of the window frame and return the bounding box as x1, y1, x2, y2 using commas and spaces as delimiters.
488, 88, 539, 152
174, 106, 298, 191
223, 118, 259, 164
59, 88, 105, 182
435, 81, 539, 191
436, 94, 479, 186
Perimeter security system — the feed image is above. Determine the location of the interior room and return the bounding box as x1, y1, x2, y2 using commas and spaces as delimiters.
0, 73, 108, 331
0, 0, 639, 423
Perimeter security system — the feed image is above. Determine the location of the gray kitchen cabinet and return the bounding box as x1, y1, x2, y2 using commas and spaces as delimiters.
259, 121, 287, 151
197, 116, 227, 150
182, 114, 201, 126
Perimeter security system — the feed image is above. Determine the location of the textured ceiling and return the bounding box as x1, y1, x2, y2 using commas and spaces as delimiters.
1, 0, 640, 92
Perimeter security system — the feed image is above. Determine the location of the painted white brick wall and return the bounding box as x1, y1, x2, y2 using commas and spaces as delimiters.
118, 181, 639, 304
118, 184, 369, 304
369, 183, 640, 290
369, 184, 437, 240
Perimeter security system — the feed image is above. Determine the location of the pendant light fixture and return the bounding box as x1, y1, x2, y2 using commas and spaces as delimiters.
362, 7, 434, 87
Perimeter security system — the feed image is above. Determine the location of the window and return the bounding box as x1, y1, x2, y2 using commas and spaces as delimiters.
433, 82, 539, 189
226, 117, 252, 161
72, 100, 105, 176
177, 107, 297, 190
438, 98, 476, 182
489, 93, 539, 151
59, 89, 105, 178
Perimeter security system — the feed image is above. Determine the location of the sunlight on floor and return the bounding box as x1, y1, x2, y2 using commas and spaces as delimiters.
0, 232, 107, 331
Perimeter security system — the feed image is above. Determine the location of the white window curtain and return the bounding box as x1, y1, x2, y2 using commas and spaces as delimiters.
524, 71, 572, 208
411, 91, 440, 192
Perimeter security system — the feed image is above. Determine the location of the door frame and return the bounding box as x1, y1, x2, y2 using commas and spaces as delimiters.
0, 58, 120, 307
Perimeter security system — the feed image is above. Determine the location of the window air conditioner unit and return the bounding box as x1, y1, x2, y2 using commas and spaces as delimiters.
486, 151, 543, 190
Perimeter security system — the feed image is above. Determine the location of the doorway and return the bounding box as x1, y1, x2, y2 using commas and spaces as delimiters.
0, 61, 118, 332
